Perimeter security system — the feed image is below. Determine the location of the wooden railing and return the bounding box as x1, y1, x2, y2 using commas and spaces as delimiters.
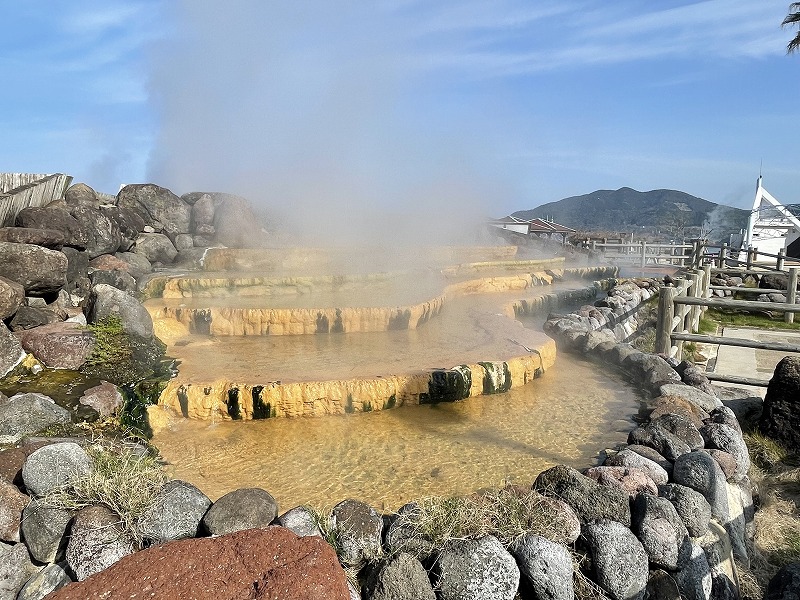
655, 265, 800, 386
583, 239, 701, 268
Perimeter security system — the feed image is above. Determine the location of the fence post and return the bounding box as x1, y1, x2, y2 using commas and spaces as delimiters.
746, 246, 754, 270
777, 248, 786, 272
691, 239, 701, 269
688, 272, 700, 332
787, 267, 798, 324
591, 240, 596, 253
702, 264, 712, 314
656, 286, 678, 356
641, 241, 647, 268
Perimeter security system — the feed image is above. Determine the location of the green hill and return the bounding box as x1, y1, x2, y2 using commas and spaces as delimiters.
512, 187, 748, 241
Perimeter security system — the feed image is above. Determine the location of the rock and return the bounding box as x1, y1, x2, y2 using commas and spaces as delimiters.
674, 361, 715, 396
64, 183, 99, 207
20, 499, 74, 563
364, 553, 436, 600
0, 322, 25, 378
631, 493, 691, 571
703, 449, 738, 480
139, 480, 211, 545
0, 242, 67, 295
15, 207, 87, 249
191, 193, 217, 229
0, 276, 24, 320
49, 527, 350, 600
646, 570, 681, 600
21, 442, 93, 497
430, 535, 519, 600
16, 562, 71, 600
658, 384, 722, 412
627, 423, 691, 462
509, 533, 573, 600
8, 306, 62, 331
695, 520, 738, 600
277, 506, 322, 538
765, 561, 800, 600
59, 247, 89, 297
648, 395, 710, 429
533, 464, 631, 527
622, 352, 682, 390
0, 394, 71, 445
133, 232, 178, 264
175, 233, 194, 251
671, 451, 729, 524
0, 480, 27, 543
213, 194, 265, 248
699, 423, 749, 480
78, 381, 124, 418
329, 499, 383, 567
101, 206, 146, 251
584, 465, 658, 497
537, 495, 582, 544
202, 487, 278, 536
658, 484, 711, 538
65, 205, 122, 258
113, 251, 152, 280
0, 448, 26, 485
582, 520, 648, 600
605, 448, 669, 485
88, 268, 137, 294
88, 254, 130, 272
706, 405, 742, 436
383, 503, 436, 560
86, 283, 154, 338
0, 227, 65, 249
674, 542, 712, 600
650, 413, 705, 449
66, 506, 135, 581
760, 356, 800, 447
15, 322, 95, 369
117, 184, 191, 236
761, 273, 794, 291
0, 541, 39, 600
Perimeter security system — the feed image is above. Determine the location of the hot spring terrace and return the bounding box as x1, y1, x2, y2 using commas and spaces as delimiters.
143, 247, 617, 425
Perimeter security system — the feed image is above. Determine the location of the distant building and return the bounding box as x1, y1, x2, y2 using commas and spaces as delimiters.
742, 176, 800, 259
488, 216, 576, 243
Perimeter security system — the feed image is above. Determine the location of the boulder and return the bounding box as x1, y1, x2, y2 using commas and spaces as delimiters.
0, 541, 39, 600
509, 533, 573, 600
628, 424, 691, 462
20, 499, 74, 563
363, 553, 436, 600
383, 503, 436, 560
605, 448, 669, 485
0, 394, 71, 445
631, 493, 691, 571
16, 206, 87, 249
658, 483, 712, 538
133, 232, 178, 264
533, 464, 631, 527
706, 405, 742, 436
658, 384, 721, 412
430, 535, 519, 600
329, 499, 383, 567
8, 306, 62, 331
0, 242, 67, 295
117, 184, 191, 236
674, 361, 715, 396
89, 268, 137, 294
213, 194, 265, 248
16, 563, 71, 600
703, 449, 738, 481
277, 506, 322, 538
694, 520, 738, 600
64, 183, 99, 207
671, 452, 729, 524
582, 520, 648, 600
0, 227, 65, 248
202, 487, 278, 536
101, 206, 146, 251
649, 413, 705, 449
645, 570, 681, 600
761, 273, 794, 291
65, 205, 122, 258
78, 381, 124, 417
0, 276, 23, 320
0, 480, 27, 543
191, 193, 217, 229
86, 283, 154, 338
760, 356, 800, 447
21, 442, 93, 498
622, 352, 682, 390
175, 233, 194, 251
113, 251, 152, 280
584, 466, 658, 497
65, 506, 135, 581
648, 395, 710, 429
48, 527, 350, 600
60, 247, 89, 292
0, 448, 27, 486
674, 542, 712, 600
139, 480, 211, 545
765, 562, 800, 600
15, 322, 95, 369
699, 422, 749, 480
0, 322, 25, 378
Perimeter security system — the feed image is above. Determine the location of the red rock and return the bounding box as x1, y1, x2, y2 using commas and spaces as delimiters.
88, 255, 130, 272
48, 526, 350, 600
585, 465, 658, 497
0, 448, 27, 485
15, 321, 95, 369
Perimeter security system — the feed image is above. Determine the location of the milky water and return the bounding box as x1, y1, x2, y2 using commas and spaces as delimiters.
152, 351, 643, 512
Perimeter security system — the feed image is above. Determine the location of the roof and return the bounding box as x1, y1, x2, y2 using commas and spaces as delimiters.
488, 216, 576, 234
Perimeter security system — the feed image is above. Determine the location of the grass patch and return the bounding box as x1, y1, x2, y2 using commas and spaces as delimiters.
42, 440, 167, 547
745, 432, 796, 472
704, 308, 800, 331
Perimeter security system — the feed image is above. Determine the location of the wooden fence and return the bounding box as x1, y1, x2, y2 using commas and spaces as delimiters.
584, 239, 700, 268
0, 173, 72, 226
655, 264, 800, 386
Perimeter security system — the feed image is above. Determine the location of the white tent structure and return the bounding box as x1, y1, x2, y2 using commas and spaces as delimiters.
743, 176, 800, 259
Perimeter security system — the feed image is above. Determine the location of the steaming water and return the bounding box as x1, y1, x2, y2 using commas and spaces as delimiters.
152, 352, 642, 511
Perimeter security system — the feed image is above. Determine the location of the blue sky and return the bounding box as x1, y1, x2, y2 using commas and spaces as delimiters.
2, 0, 798, 221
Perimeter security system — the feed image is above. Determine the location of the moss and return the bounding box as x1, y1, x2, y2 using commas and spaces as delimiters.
345, 393, 354, 414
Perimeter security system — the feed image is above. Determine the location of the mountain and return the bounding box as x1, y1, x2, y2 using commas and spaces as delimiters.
511, 187, 748, 241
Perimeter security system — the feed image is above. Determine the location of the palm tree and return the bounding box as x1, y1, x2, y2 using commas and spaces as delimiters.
784, 2, 800, 53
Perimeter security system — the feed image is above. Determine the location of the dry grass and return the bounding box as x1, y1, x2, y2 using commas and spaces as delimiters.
42, 439, 167, 547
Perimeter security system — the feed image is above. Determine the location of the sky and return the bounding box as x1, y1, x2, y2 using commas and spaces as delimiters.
1, 0, 799, 228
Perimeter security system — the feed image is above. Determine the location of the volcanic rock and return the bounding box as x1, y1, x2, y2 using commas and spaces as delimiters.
202, 487, 278, 536
133, 232, 177, 264
510, 533, 573, 600
0, 480, 27, 543
66, 205, 122, 258
64, 182, 99, 207
22, 442, 92, 498
605, 448, 669, 485
0, 226, 65, 248
117, 183, 191, 236
15, 322, 94, 369
0, 242, 67, 295
213, 194, 264, 248
671, 451, 729, 525
66, 506, 135, 581
330, 499, 383, 567
8, 306, 62, 331
582, 520, 648, 600
584, 465, 658, 497
363, 553, 436, 600
86, 283, 154, 338
16, 563, 71, 600
766, 562, 800, 600
113, 251, 152, 280
20, 499, 74, 563
101, 206, 146, 252
760, 356, 800, 447
89, 269, 137, 294
0, 322, 25, 378
430, 535, 519, 600
48, 526, 350, 600
15, 206, 87, 249
78, 381, 124, 417
0, 448, 27, 486
658, 383, 721, 412
277, 506, 323, 538
0, 276, 23, 321
0, 393, 71, 445
0, 541, 39, 600
631, 493, 692, 571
